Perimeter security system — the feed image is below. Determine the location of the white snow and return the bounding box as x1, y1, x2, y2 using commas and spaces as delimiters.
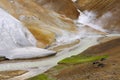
0, 8, 57, 59
0, 47, 56, 59
0, 8, 37, 50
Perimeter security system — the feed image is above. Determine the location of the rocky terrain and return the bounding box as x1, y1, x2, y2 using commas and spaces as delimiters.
0, 0, 119, 80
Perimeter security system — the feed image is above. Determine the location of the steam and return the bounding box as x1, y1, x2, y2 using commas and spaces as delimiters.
77, 11, 113, 33
72, 0, 77, 2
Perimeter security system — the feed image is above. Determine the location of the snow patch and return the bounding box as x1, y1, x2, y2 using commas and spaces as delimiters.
0, 47, 56, 59
0, 8, 37, 50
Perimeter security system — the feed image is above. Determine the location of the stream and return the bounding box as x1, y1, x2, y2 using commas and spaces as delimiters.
7, 37, 99, 80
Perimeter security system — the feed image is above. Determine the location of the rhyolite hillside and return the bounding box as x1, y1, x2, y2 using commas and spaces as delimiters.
0, 0, 119, 80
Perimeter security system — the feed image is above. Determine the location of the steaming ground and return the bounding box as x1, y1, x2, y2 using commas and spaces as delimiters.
77, 11, 113, 33
72, 0, 77, 2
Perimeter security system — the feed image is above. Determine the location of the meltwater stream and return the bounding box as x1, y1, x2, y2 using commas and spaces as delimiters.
5, 37, 99, 80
